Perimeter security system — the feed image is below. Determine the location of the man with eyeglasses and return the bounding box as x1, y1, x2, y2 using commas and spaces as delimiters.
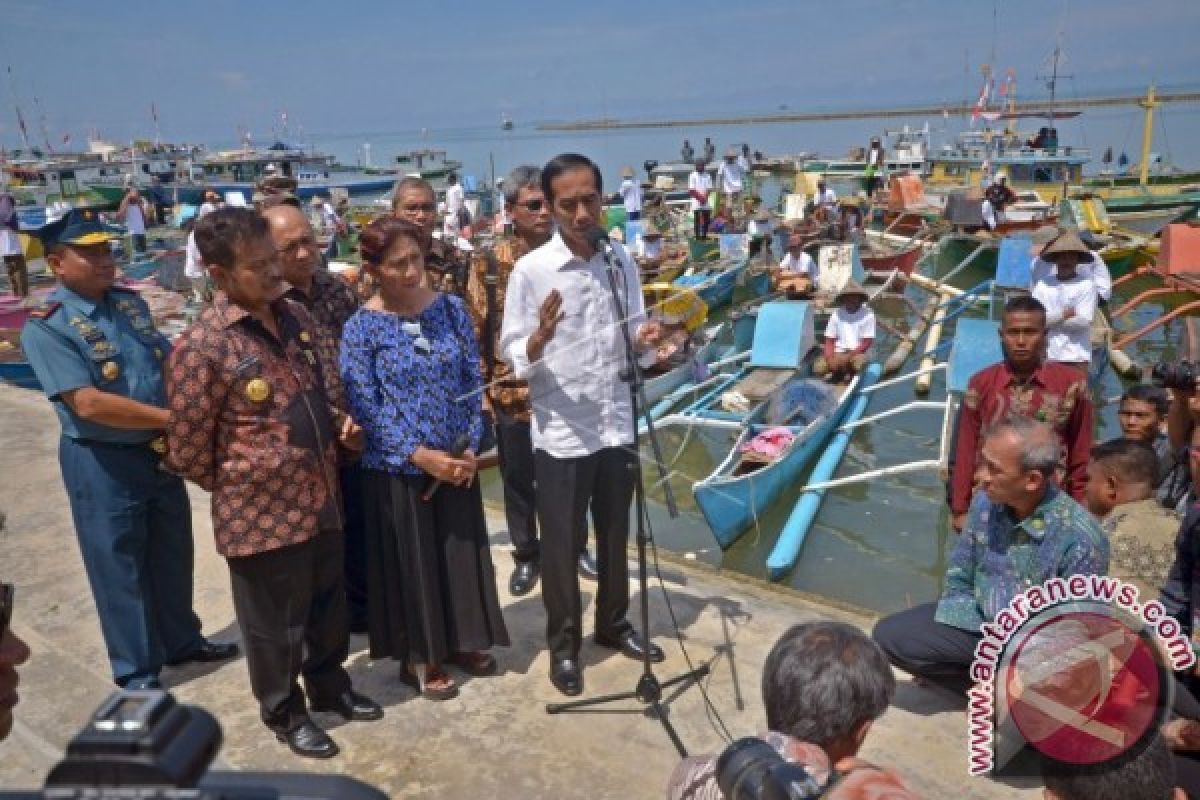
391, 176, 470, 297
264, 203, 367, 632
465, 165, 597, 598
0, 582, 31, 742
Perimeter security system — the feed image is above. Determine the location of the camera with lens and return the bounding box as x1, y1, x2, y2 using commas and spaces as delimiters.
716, 737, 828, 800
0, 690, 385, 800
1151, 360, 1198, 391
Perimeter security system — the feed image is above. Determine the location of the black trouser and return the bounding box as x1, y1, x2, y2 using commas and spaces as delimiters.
340, 463, 369, 628
495, 409, 538, 563
132, 233, 147, 253
872, 602, 980, 694
693, 208, 712, 240
627, 210, 641, 221
227, 531, 352, 733
535, 446, 635, 661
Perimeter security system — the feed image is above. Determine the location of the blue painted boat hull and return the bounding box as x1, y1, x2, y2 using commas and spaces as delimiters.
766, 362, 882, 579
674, 260, 748, 311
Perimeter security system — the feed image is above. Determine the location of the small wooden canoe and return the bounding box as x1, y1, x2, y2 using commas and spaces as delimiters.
860, 241, 923, 276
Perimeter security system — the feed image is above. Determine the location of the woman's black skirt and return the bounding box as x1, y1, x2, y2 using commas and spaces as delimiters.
361, 469, 510, 666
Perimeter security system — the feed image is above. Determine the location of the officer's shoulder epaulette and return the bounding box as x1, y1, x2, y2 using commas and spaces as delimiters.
28, 301, 62, 320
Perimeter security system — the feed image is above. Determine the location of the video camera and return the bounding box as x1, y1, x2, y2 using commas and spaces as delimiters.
0, 690, 385, 800
716, 737, 827, 800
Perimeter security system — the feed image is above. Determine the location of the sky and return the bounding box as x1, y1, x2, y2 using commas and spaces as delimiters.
0, 0, 1198, 149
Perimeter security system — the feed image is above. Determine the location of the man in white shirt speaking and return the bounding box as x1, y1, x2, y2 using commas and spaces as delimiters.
501, 153, 666, 697
1031, 231, 1097, 374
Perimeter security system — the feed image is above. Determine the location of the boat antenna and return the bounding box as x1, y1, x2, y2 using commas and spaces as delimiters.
4, 65, 31, 150
31, 91, 53, 155
151, 101, 161, 148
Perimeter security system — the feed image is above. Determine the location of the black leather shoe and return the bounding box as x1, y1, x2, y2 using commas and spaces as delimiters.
594, 631, 665, 663
577, 551, 599, 581
166, 639, 239, 666
550, 658, 583, 696
509, 560, 540, 596
277, 721, 339, 759
310, 689, 383, 722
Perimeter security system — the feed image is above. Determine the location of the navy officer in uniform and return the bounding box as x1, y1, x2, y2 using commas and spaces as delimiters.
21, 209, 237, 690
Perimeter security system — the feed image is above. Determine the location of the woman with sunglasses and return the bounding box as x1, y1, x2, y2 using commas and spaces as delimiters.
340, 216, 508, 700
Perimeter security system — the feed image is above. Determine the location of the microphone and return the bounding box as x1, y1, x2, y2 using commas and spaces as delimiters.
586, 225, 611, 255
422, 432, 471, 502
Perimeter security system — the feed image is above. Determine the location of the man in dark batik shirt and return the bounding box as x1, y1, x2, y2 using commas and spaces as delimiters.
165, 207, 381, 760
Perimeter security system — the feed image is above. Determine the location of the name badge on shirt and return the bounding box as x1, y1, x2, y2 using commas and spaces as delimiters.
402, 320, 431, 354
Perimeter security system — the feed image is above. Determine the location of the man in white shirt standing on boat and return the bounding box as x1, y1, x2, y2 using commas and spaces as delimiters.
500, 152, 666, 697
619, 166, 643, 222
688, 160, 713, 240
1031, 231, 1097, 375
117, 187, 151, 254
716, 148, 745, 224
814, 179, 838, 221
445, 173, 467, 230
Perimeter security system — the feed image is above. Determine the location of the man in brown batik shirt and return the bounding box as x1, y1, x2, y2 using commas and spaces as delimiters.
391, 175, 470, 296
264, 203, 370, 632
165, 207, 381, 760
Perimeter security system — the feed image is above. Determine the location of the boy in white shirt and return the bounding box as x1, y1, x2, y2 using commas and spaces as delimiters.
774, 233, 817, 297
688, 160, 713, 240
817, 280, 875, 383
1031, 231, 1097, 373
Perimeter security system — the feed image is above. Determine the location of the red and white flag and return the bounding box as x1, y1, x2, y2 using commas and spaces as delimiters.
971, 74, 994, 122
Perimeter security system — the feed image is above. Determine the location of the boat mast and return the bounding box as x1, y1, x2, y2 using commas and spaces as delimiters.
1137, 85, 1158, 188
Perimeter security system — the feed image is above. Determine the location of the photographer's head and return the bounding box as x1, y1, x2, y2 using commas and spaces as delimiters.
1042, 734, 1183, 799
762, 621, 895, 763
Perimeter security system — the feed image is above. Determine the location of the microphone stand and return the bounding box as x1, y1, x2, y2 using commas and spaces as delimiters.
545, 233, 710, 759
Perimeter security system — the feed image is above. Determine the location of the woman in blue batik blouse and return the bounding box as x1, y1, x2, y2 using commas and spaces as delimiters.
340, 216, 508, 700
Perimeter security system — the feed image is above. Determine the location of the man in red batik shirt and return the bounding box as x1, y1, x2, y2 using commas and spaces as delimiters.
949, 295, 1093, 532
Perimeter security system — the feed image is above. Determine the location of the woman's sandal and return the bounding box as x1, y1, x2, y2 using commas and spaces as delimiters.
448, 651, 497, 677
399, 663, 459, 701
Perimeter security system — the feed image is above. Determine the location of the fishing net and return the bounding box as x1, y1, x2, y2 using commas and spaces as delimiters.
764, 378, 837, 427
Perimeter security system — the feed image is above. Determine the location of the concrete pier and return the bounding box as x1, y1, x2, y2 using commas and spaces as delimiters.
0, 384, 1036, 798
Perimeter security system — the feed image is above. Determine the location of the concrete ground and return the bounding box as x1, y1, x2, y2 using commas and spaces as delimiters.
0, 384, 1037, 798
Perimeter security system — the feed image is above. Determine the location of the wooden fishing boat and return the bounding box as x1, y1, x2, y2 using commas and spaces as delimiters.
673, 256, 752, 312
649, 301, 858, 548
860, 240, 923, 276
694, 373, 863, 549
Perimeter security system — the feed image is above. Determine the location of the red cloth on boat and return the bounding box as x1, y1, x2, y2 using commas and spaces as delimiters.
949, 360, 1093, 515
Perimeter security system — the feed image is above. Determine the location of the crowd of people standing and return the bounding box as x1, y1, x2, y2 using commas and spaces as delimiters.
14, 153, 667, 760
6, 143, 1200, 798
